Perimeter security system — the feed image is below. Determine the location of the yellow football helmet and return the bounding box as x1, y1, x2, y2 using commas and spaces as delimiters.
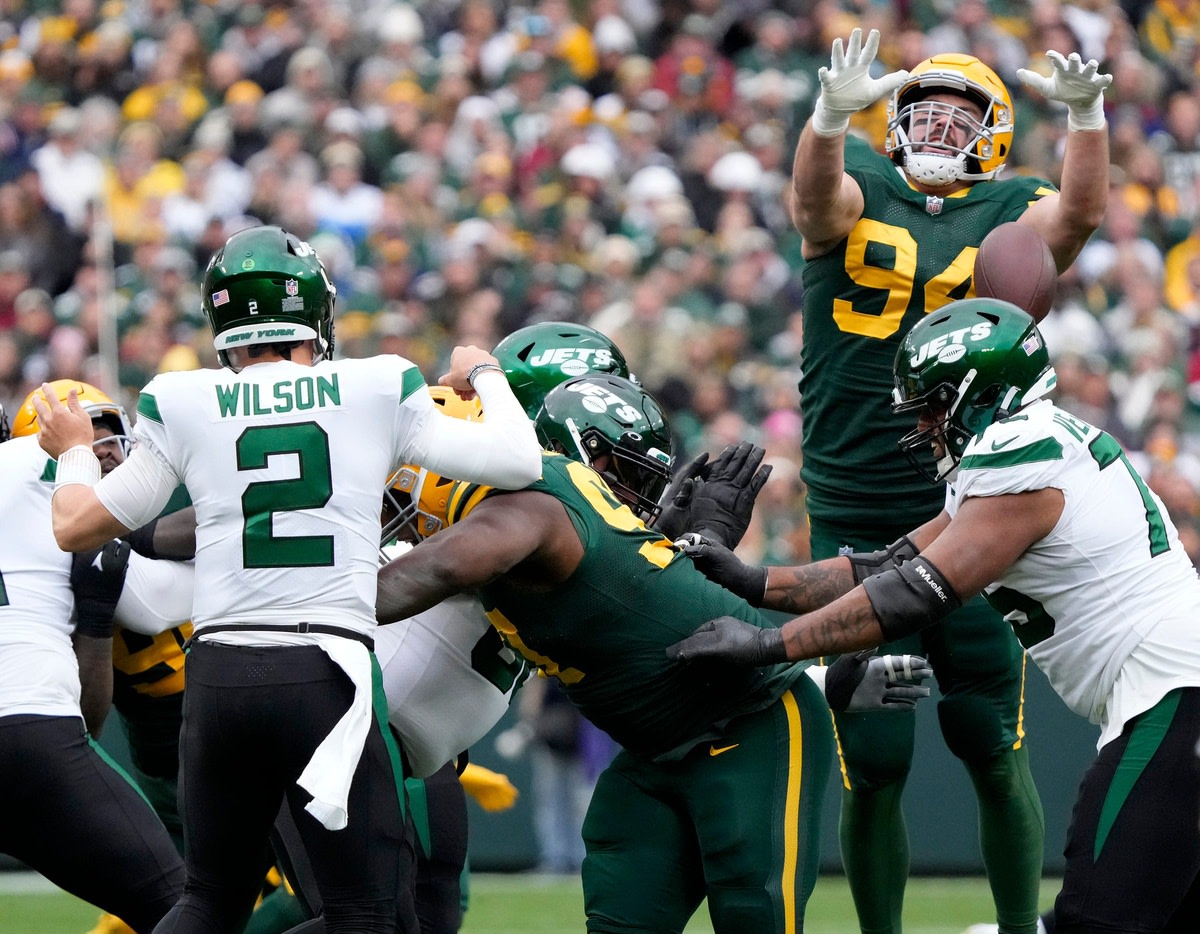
381, 387, 483, 546
885, 53, 1014, 185
12, 379, 133, 453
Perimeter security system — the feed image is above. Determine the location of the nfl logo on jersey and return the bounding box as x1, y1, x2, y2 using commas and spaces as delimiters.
925, 195, 943, 216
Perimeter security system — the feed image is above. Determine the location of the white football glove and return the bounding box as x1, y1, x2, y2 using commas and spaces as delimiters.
1017, 50, 1112, 132
812, 28, 910, 137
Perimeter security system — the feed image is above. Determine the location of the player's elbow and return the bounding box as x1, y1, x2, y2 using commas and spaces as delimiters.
491, 445, 542, 490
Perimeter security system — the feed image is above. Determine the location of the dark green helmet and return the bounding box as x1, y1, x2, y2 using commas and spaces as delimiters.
893, 297, 1056, 482
493, 322, 631, 418
535, 374, 673, 523
202, 225, 337, 368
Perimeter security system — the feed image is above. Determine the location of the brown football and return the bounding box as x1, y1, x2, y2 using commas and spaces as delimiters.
972, 222, 1058, 322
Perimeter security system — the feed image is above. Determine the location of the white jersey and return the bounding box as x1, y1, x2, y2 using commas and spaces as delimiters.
948, 400, 1200, 745
103, 354, 539, 638
0, 436, 82, 718
375, 584, 527, 777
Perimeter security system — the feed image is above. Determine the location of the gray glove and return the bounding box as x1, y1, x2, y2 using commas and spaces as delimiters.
653, 451, 709, 541
688, 442, 772, 549
666, 616, 787, 666
823, 650, 933, 713
677, 533, 767, 606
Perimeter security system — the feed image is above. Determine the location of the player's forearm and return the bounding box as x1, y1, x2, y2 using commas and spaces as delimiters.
376, 555, 463, 624
72, 633, 114, 736
418, 371, 542, 490
763, 556, 857, 614
1056, 126, 1109, 245
51, 485, 131, 553
779, 588, 886, 661
789, 124, 847, 234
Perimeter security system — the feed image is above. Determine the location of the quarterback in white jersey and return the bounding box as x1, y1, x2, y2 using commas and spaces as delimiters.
669, 298, 1200, 932
33, 225, 542, 934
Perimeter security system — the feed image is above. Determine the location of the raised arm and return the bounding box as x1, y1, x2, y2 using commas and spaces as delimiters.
790, 28, 908, 257
416, 345, 542, 490
1016, 51, 1112, 269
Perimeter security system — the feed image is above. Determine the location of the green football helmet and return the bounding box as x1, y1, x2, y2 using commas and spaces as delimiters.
893, 297, 1056, 482
493, 322, 632, 418
535, 374, 673, 523
201, 225, 337, 369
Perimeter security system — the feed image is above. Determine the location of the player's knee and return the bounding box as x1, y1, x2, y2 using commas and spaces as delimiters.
937, 694, 1008, 762
839, 740, 914, 791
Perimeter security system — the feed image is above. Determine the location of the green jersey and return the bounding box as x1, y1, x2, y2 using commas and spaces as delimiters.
800, 135, 1056, 530
448, 453, 807, 761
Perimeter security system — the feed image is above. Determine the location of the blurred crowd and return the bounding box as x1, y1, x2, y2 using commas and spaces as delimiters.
0, 0, 1199, 565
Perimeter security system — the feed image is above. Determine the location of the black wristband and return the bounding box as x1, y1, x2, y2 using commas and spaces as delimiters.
849, 535, 919, 585
123, 516, 160, 559
862, 556, 961, 642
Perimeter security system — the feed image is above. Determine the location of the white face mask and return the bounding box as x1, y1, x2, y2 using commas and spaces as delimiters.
891, 99, 997, 185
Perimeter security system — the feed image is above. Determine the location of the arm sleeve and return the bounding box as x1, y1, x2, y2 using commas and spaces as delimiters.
114, 554, 195, 635
94, 443, 181, 531
404, 369, 542, 490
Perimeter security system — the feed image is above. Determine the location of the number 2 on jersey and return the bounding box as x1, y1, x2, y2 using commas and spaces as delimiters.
237, 423, 335, 568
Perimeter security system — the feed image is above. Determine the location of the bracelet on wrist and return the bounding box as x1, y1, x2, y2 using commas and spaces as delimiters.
466, 362, 504, 386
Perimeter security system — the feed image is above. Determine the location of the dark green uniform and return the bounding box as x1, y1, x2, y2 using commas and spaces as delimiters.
799, 136, 1047, 933
451, 454, 833, 933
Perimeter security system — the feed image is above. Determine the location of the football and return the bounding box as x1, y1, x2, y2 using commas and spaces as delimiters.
972, 222, 1058, 322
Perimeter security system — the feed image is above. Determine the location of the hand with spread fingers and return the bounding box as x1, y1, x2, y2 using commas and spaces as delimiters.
1017, 50, 1111, 131
688, 442, 772, 549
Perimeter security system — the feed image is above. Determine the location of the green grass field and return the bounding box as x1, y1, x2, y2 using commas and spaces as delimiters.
0, 872, 1061, 933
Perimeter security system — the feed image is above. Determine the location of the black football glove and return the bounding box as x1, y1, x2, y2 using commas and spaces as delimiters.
687, 442, 772, 549
666, 616, 787, 666
823, 649, 933, 713
653, 451, 709, 541
676, 533, 767, 606
70, 539, 132, 638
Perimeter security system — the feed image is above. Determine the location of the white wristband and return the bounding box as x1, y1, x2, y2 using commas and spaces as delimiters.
1067, 97, 1106, 132
811, 98, 851, 138
54, 444, 102, 489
